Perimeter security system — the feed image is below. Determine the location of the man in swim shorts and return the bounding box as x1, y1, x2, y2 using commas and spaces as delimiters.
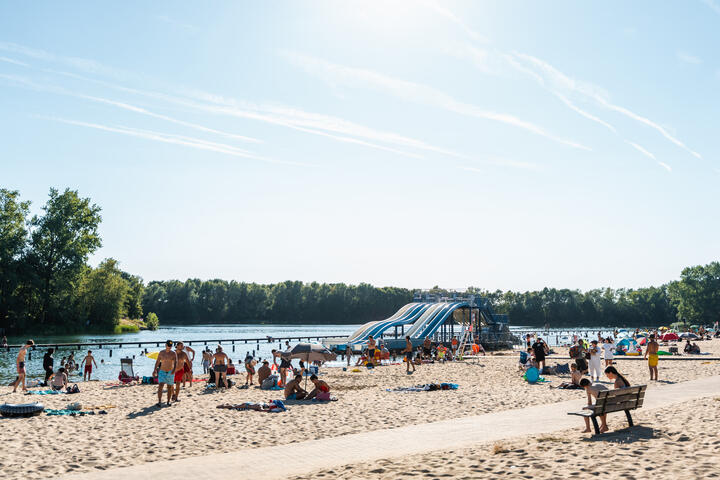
12, 339, 34, 392
644, 334, 659, 381
173, 342, 190, 401
212, 345, 229, 389
284, 373, 307, 400
403, 336, 415, 374
366, 335, 376, 366
81, 350, 98, 381
202, 348, 212, 374
422, 337, 433, 359
153, 340, 178, 406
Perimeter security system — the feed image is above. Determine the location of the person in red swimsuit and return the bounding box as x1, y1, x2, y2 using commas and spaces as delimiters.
81, 350, 97, 381
172, 342, 190, 401
306, 374, 331, 400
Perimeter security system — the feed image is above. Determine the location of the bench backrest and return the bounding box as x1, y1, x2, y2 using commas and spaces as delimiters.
593, 385, 647, 415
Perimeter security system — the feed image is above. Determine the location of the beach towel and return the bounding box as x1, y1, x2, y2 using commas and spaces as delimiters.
387, 383, 459, 392
45, 409, 107, 416
217, 400, 287, 413
25, 390, 65, 395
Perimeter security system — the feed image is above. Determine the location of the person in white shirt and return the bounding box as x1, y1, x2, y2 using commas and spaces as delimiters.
602, 337, 615, 367
588, 340, 602, 382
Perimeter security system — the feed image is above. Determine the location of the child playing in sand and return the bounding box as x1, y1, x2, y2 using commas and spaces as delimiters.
555, 364, 582, 389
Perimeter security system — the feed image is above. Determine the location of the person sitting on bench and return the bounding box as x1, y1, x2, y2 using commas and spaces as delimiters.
578, 366, 631, 433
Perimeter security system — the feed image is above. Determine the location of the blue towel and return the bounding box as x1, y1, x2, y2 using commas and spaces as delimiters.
25, 390, 64, 395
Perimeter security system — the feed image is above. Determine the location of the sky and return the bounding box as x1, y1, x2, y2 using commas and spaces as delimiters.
1, 1, 718, 292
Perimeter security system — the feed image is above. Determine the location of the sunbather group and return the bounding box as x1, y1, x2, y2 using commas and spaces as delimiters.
283, 373, 331, 401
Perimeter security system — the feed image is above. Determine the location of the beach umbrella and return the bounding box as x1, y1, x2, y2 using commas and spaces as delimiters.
282, 342, 337, 390
679, 332, 698, 340
661, 332, 679, 342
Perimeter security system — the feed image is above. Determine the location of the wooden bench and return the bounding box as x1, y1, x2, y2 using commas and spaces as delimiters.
567, 385, 647, 434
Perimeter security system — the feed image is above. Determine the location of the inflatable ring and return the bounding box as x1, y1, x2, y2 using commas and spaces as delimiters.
0, 402, 45, 418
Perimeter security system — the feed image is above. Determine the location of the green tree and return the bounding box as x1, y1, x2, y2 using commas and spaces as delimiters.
76, 259, 128, 330
145, 311, 159, 330
121, 272, 145, 319
668, 262, 720, 325
0, 189, 30, 330
26, 188, 102, 326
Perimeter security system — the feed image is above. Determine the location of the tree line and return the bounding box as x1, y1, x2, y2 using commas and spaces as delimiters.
0, 188, 147, 334
1, 188, 718, 334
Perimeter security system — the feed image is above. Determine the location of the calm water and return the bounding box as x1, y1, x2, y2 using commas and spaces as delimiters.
1, 324, 359, 383
1, 323, 641, 383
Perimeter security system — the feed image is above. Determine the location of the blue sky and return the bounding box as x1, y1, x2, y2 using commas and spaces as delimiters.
1, 1, 718, 291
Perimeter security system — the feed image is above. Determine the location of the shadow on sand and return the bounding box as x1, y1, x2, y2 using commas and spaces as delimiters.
584, 425, 657, 444
126, 403, 167, 419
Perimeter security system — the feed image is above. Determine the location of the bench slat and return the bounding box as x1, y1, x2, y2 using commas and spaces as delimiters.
603, 401, 641, 413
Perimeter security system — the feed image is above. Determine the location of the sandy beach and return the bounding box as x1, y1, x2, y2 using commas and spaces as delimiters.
2, 339, 720, 479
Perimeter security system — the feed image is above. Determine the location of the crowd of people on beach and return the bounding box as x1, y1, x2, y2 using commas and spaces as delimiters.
349, 334, 486, 375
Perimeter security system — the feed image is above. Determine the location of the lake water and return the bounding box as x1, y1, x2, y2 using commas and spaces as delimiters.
1, 323, 635, 382
1, 324, 359, 383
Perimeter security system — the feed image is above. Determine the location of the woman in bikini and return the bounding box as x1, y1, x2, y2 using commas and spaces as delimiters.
305, 374, 331, 400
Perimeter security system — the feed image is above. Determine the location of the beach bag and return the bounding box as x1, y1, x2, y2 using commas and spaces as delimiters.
261, 375, 278, 390
316, 391, 331, 401
575, 358, 588, 371
67, 384, 80, 394
569, 346, 579, 358
519, 351, 528, 364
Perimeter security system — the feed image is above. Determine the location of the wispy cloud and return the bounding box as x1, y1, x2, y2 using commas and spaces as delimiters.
156, 15, 199, 33
676, 50, 702, 64
553, 91, 617, 133
0, 41, 138, 82
701, 0, 720, 15
0, 72, 262, 145
2, 42, 469, 161
0, 56, 29, 67
626, 141, 674, 172
511, 52, 702, 159
42, 117, 306, 166
625, 140, 656, 161
284, 51, 591, 151
421, 0, 488, 43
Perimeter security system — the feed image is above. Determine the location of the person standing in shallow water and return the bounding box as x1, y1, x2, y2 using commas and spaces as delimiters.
81, 350, 97, 381
43, 348, 54, 386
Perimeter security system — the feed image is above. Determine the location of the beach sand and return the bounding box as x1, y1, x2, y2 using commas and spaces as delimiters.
2, 338, 720, 479
292, 396, 720, 480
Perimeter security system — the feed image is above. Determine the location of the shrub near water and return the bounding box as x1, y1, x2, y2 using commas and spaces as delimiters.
113, 322, 140, 334
145, 312, 159, 330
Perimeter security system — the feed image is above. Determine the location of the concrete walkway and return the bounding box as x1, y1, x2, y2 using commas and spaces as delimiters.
70, 375, 720, 480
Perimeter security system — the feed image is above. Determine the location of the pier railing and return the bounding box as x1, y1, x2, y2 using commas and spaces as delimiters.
3, 335, 338, 352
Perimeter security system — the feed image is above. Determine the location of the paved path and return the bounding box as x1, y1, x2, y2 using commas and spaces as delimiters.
70, 375, 720, 480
